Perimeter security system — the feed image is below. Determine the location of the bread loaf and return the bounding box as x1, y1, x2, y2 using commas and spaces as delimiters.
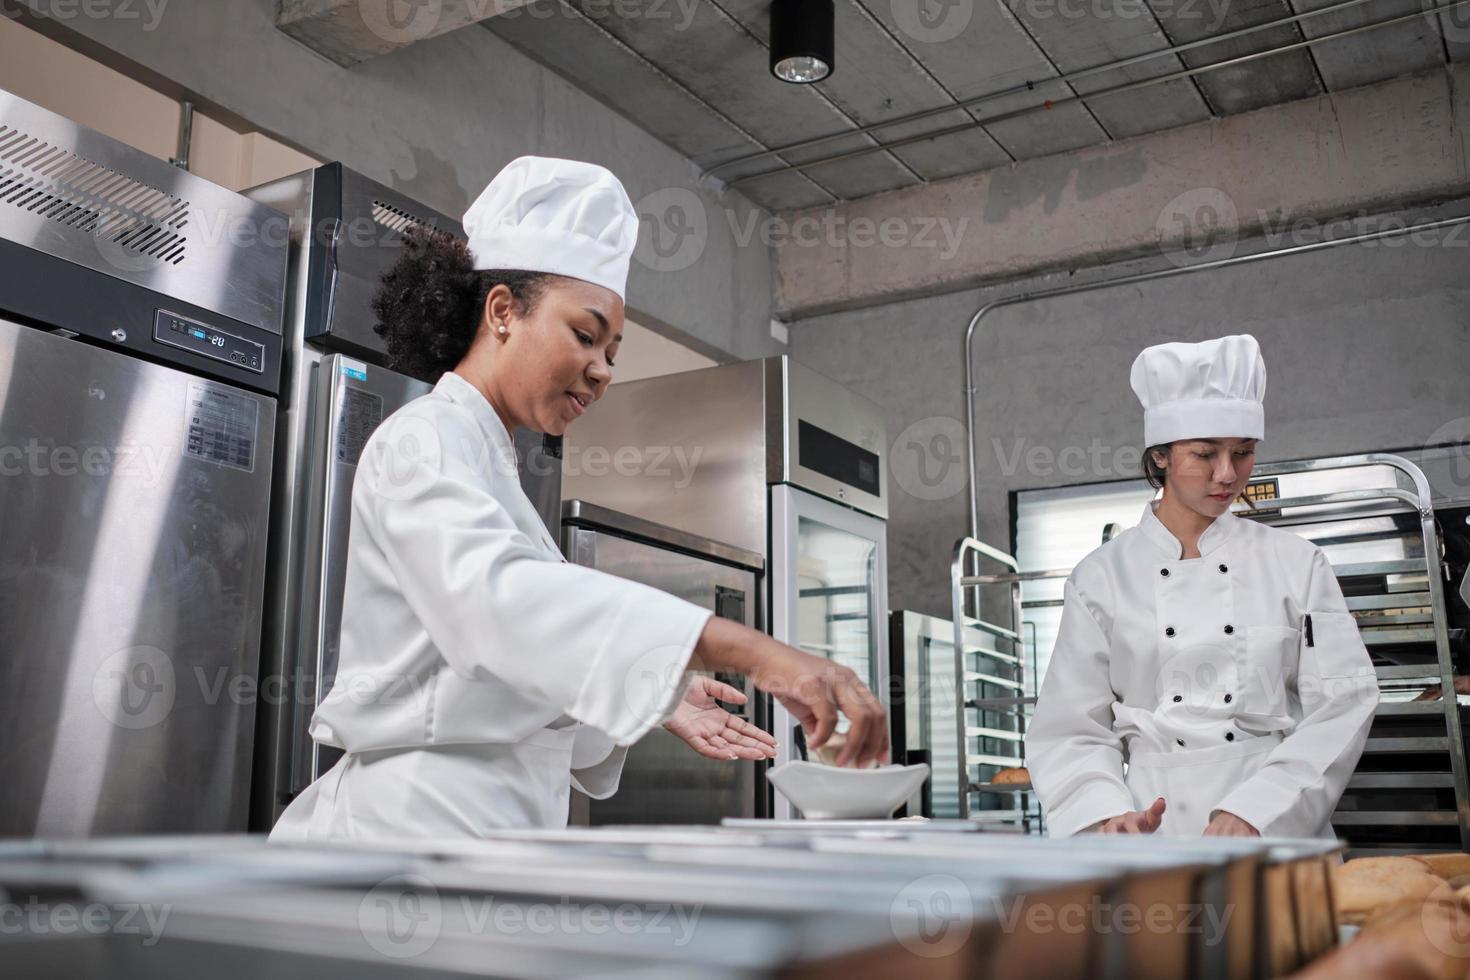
991, 766, 1030, 785
1408, 853, 1470, 880
1332, 858, 1445, 925
1357, 892, 1470, 980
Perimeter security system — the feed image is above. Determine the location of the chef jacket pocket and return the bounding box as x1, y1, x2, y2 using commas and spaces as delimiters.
1301, 611, 1374, 678
1240, 626, 1298, 719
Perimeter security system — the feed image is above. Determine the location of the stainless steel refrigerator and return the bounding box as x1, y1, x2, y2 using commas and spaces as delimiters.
561, 357, 889, 820
243, 165, 562, 827
561, 501, 764, 824
0, 90, 287, 835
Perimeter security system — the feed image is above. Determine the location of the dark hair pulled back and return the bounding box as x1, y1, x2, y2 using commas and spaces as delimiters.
371, 227, 555, 383
1143, 443, 1171, 489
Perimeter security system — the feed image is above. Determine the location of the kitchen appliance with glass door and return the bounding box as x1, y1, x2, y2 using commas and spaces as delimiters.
889, 611, 969, 819
560, 357, 888, 819
0, 90, 287, 836
243, 165, 562, 828
562, 501, 764, 823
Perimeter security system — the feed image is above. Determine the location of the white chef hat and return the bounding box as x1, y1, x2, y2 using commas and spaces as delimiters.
1130, 334, 1267, 446
462, 156, 639, 300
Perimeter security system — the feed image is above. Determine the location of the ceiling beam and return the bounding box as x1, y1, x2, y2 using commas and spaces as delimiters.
774, 64, 1470, 319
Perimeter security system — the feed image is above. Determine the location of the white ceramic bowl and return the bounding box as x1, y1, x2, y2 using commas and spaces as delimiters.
766, 761, 930, 820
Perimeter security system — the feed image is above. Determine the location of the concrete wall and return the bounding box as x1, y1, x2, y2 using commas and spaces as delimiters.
791, 202, 1470, 618
7, 0, 780, 362
775, 64, 1470, 320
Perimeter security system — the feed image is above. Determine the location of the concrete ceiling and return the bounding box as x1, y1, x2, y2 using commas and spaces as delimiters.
476, 0, 1466, 210
287, 0, 1465, 212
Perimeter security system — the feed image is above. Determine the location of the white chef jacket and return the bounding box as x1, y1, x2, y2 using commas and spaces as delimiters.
1026, 499, 1378, 839
270, 371, 712, 840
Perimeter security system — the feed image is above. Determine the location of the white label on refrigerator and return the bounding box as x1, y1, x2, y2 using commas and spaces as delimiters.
183, 381, 258, 472
336, 387, 383, 467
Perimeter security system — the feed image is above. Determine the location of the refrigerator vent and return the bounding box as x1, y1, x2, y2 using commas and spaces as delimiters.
371, 199, 442, 239
0, 125, 190, 265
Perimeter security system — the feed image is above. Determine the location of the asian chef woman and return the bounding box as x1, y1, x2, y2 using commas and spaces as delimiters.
1026, 335, 1378, 838
269, 157, 887, 840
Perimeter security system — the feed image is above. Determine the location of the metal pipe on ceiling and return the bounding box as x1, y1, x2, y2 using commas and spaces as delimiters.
727, 0, 1470, 187
707, 0, 1382, 179
960, 213, 1470, 543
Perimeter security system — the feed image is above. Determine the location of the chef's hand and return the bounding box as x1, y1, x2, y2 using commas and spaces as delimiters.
664, 675, 779, 761
1413, 675, 1470, 701
691, 617, 889, 769
1088, 797, 1166, 834
1202, 810, 1259, 837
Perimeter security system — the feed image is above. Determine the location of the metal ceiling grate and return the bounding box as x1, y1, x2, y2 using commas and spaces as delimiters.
0, 124, 190, 265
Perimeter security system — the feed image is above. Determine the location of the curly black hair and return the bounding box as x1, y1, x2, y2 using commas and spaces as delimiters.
371, 227, 556, 383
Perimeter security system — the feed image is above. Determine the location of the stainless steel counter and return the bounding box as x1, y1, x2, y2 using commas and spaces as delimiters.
0, 826, 1341, 979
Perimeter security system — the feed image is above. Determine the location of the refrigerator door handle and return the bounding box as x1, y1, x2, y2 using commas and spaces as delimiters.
713, 586, 750, 716
322, 217, 343, 337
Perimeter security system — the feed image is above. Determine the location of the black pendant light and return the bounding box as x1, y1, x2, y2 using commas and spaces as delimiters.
770, 0, 834, 84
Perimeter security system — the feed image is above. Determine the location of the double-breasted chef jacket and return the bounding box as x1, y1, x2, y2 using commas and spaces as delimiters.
271, 371, 712, 840
1026, 499, 1379, 838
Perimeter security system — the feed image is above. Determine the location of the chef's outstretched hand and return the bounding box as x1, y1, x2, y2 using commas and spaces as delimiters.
1202, 810, 1259, 837
1091, 797, 1166, 834
752, 644, 888, 769
690, 617, 888, 769
665, 676, 779, 762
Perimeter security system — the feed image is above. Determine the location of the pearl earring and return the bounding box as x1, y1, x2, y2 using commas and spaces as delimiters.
498, 325, 508, 335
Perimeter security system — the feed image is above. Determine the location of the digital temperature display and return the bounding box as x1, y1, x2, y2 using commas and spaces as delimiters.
153, 310, 264, 374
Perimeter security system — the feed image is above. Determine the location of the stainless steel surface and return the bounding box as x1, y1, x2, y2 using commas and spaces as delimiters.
323, 166, 464, 360
0, 318, 275, 836
561, 355, 889, 557
516, 425, 564, 536
294, 354, 431, 791
719, 818, 978, 832
563, 521, 762, 825
171, 100, 193, 171
1246, 454, 1470, 852
561, 359, 770, 557
1349, 773, 1457, 788
770, 358, 887, 521
961, 214, 1470, 544
563, 499, 763, 571
244, 164, 462, 361
950, 537, 1033, 828
769, 484, 890, 819
0, 89, 286, 336
891, 610, 977, 819
249, 184, 325, 826
0, 829, 1352, 980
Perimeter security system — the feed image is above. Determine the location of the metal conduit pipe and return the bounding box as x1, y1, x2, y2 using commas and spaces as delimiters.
960, 212, 1470, 542
707, 0, 1382, 178
729, 0, 1470, 186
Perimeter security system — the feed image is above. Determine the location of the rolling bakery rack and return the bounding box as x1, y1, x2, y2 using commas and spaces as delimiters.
950, 452, 1470, 851
1240, 453, 1469, 854
949, 537, 1053, 831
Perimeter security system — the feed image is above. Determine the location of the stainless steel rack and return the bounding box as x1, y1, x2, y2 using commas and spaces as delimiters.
950, 537, 1048, 830
1239, 453, 1469, 853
